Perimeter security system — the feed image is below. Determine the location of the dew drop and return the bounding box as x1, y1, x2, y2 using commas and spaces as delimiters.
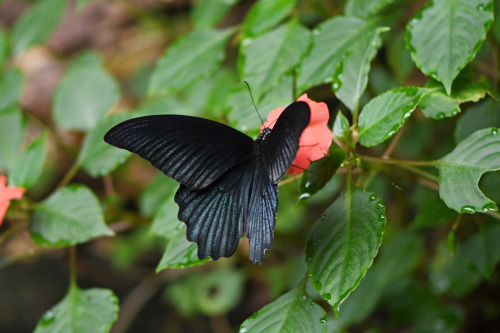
460, 205, 476, 214
40, 310, 55, 327
305, 182, 312, 188
436, 112, 445, 119
492, 127, 498, 135
249, 312, 259, 319
451, 110, 458, 116
482, 202, 498, 212
319, 316, 327, 324
299, 193, 310, 201
478, 4, 484, 10
313, 280, 322, 291
320, 214, 326, 221
376, 200, 384, 209
321, 293, 331, 301
310, 301, 315, 306
305, 239, 315, 262
378, 213, 386, 221
324, 77, 332, 83
369, 194, 377, 201
333, 83, 339, 90
241, 125, 247, 131
239, 328, 247, 333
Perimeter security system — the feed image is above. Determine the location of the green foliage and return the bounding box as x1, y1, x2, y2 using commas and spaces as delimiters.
11, 0, 67, 54
34, 286, 119, 333
306, 184, 386, 313
2, 0, 500, 331
148, 29, 234, 96
406, 0, 493, 94
240, 277, 327, 333
53, 52, 120, 131
30, 185, 114, 246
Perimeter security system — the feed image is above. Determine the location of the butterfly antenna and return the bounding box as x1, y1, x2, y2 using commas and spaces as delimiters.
243, 81, 265, 127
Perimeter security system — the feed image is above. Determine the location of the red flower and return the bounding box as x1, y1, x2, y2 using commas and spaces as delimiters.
0, 175, 25, 225
263, 94, 332, 174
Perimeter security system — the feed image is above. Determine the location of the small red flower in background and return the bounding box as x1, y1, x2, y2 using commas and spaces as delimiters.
263, 94, 332, 174
0, 175, 25, 225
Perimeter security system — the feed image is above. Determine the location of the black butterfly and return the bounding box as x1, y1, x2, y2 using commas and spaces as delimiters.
104, 101, 310, 264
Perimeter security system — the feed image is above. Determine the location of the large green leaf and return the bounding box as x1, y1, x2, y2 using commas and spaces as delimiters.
333, 112, 351, 145
33, 286, 119, 333
9, 133, 47, 189
296, 17, 379, 93
240, 277, 327, 333
11, 0, 67, 54
0, 69, 24, 114
420, 76, 494, 119
148, 29, 234, 96
437, 127, 500, 213
157, 225, 209, 271
454, 98, 500, 144
345, 0, 396, 18
191, 0, 240, 29
77, 113, 132, 177
306, 183, 386, 314
240, 20, 310, 101
30, 185, 114, 246
332, 27, 388, 112
406, 0, 493, 94
358, 87, 429, 147
227, 76, 293, 133
242, 0, 297, 38
0, 108, 26, 172
149, 196, 182, 240
53, 52, 120, 131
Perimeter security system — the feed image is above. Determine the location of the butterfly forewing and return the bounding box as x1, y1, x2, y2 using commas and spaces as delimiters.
104, 115, 254, 190
262, 102, 311, 183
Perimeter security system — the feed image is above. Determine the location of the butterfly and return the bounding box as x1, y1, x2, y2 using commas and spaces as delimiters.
104, 101, 310, 264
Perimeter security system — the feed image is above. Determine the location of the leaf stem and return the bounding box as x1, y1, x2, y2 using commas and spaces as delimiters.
361, 156, 438, 166
69, 246, 77, 287
396, 164, 439, 183
58, 164, 80, 189
382, 126, 404, 159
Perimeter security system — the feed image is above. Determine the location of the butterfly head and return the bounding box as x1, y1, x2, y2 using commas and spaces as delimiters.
258, 127, 272, 141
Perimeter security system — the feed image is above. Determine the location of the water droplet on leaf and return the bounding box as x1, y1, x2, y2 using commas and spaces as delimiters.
460, 206, 476, 214
369, 194, 377, 201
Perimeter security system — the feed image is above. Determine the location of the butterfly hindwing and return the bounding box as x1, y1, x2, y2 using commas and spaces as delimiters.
104, 115, 254, 190
262, 101, 311, 183
174, 160, 254, 260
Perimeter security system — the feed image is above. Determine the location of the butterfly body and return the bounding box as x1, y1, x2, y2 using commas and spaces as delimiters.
104, 101, 310, 264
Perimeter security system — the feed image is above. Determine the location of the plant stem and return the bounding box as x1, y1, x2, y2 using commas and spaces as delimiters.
361, 156, 439, 166
382, 126, 404, 159
396, 164, 439, 183
58, 164, 80, 189
278, 174, 302, 186
69, 246, 77, 287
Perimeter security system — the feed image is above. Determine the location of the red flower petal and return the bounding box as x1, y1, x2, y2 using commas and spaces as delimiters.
0, 175, 25, 225
297, 94, 329, 126
300, 126, 332, 161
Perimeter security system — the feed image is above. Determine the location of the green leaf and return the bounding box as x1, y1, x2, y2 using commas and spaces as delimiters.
53, 52, 120, 131
191, 0, 240, 29
297, 17, 379, 93
240, 20, 310, 101
333, 112, 350, 142
0, 69, 24, 114
420, 76, 494, 119
30, 184, 114, 246
11, 0, 67, 55
167, 268, 244, 316
299, 144, 346, 202
358, 87, 429, 147
34, 286, 119, 333
149, 196, 183, 240
332, 27, 388, 112
148, 29, 234, 96
437, 127, 500, 214
306, 183, 386, 314
462, 220, 500, 278
345, 0, 396, 18
242, 0, 297, 38
77, 113, 132, 177
240, 277, 327, 333
0, 108, 26, 172
227, 76, 293, 133
9, 133, 47, 189
454, 98, 500, 144
405, 0, 493, 94
157, 225, 209, 271
139, 173, 178, 217
0, 31, 7, 68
